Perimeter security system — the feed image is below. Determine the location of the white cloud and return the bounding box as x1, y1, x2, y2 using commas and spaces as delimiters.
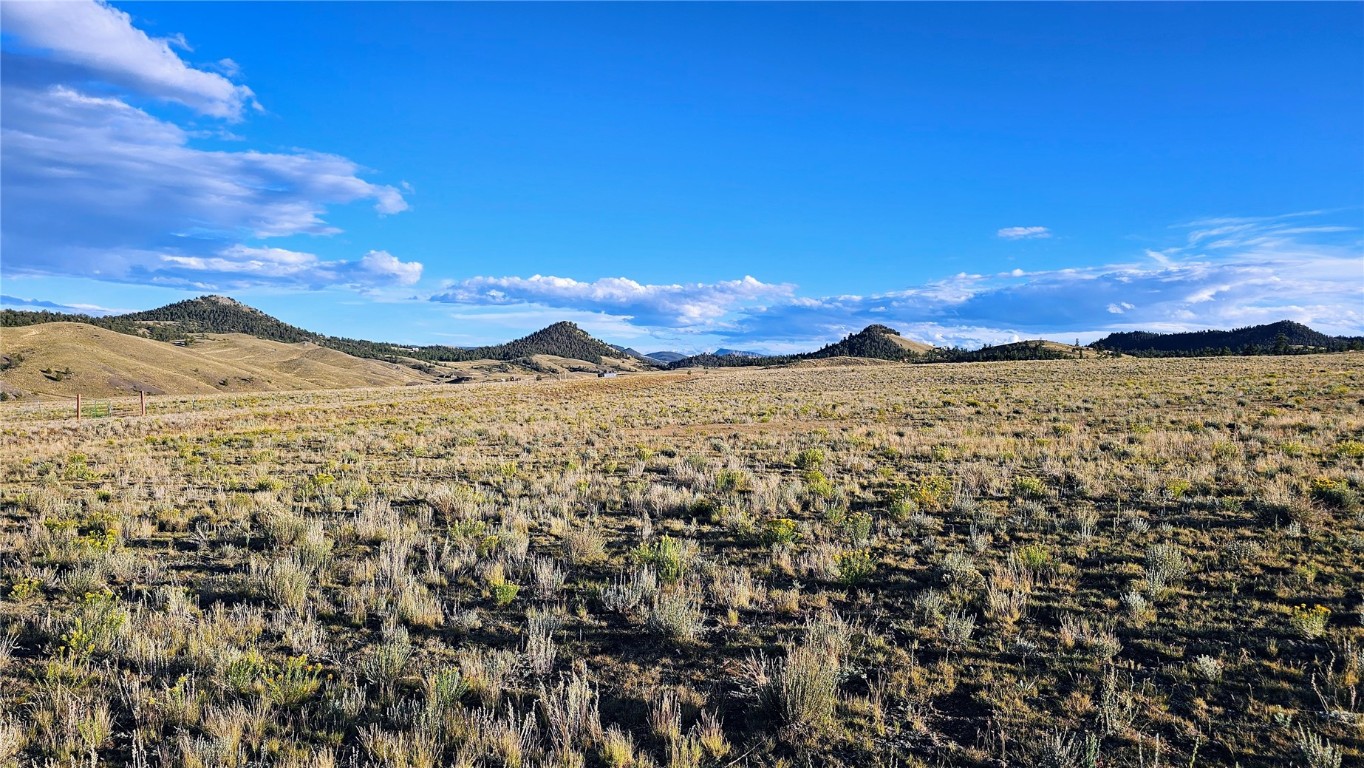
0, 6, 410, 290
997, 226, 1052, 240
360, 251, 423, 286
431, 274, 795, 328
0, 0, 255, 119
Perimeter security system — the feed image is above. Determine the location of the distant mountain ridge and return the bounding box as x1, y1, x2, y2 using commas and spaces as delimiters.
713, 348, 763, 358
1092, 320, 1362, 356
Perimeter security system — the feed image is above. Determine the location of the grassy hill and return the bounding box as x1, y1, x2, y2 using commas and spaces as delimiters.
2, 297, 655, 382
0, 323, 435, 399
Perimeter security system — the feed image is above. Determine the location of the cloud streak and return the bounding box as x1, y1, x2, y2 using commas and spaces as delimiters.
997, 226, 1052, 240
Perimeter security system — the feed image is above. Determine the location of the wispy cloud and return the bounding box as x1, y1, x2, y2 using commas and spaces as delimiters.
997, 226, 1052, 240
0, 0, 413, 291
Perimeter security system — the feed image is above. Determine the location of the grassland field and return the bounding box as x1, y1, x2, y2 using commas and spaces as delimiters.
1, 354, 1361, 768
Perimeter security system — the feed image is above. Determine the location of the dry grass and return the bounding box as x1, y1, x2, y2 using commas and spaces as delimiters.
1, 353, 1361, 766
0, 322, 435, 399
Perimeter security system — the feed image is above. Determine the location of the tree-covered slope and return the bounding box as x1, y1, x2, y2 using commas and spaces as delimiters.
1091, 320, 1361, 356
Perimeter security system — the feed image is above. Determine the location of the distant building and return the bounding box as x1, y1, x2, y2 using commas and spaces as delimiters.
597, 370, 618, 378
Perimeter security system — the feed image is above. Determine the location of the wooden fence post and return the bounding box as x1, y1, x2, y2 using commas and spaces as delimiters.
140, 390, 147, 417
76, 393, 81, 422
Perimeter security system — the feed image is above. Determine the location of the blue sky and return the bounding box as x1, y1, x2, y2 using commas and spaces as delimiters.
2, 1, 1361, 352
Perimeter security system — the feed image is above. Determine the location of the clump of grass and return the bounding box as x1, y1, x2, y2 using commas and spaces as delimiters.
763, 517, 800, 546
748, 643, 838, 734
523, 608, 560, 676
459, 647, 520, 707
694, 709, 729, 759
1013, 475, 1048, 499
530, 556, 566, 600
257, 556, 311, 612
540, 669, 602, 753
599, 725, 637, 768
1059, 615, 1122, 663
563, 526, 608, 565
1297, 726, 1344, 768
634, 536, 697, 583
835, 549, 875, 586
937, 550, 983, 591
1288, 604, 1331, 639
648, 585, 706, 642
746, 614, 850, 735
358, 622, 412, 696
1189, 654, 1222, 682
793, 448, 826, 471
650, 687, 683, 744
1143, 542, 1190, 596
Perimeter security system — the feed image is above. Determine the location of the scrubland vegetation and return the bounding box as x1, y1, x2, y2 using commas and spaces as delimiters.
1, 354, 1361, 767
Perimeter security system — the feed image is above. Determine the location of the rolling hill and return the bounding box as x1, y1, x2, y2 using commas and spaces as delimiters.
0, 323, 436, 399
0, 298, 655, 398
3, 296, 654, 372
6, 296, 1357, 398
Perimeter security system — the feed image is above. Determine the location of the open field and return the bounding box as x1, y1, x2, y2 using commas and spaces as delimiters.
1, 354, 1361, 767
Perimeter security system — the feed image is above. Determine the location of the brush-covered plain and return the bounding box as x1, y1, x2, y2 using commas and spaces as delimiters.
1, 354, 1361, 767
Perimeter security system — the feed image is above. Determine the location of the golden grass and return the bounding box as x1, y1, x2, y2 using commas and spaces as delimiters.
0, 323, 433, 399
